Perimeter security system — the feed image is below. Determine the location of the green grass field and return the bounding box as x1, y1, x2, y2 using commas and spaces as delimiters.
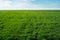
0, 10, 60, 40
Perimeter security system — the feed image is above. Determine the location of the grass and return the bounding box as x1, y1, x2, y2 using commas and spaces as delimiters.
0, 10, 60, 40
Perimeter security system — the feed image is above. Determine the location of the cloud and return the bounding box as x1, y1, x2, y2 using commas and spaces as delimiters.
0, 0, 12, 9
0, 0, 60, 10
23, 0, 32, 1
0, 0, 44, 10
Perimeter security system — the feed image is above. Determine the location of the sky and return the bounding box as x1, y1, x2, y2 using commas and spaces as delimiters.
0, 0, 60, 10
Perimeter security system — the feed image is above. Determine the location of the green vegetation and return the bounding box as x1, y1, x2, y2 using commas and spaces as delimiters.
0, 10, 60, 40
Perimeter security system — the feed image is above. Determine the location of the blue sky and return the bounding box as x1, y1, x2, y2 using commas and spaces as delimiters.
0, 0, 60, 10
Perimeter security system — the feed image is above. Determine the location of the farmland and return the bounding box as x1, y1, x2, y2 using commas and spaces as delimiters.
0, 10, 60, 40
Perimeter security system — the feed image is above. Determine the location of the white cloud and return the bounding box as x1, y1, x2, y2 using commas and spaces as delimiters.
0, 0, 60, 10
23, 0, 35, 2
0, 0, 44, 10
0, 0, 12, 9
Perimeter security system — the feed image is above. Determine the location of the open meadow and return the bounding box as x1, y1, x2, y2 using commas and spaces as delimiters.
0, 10, 60, 40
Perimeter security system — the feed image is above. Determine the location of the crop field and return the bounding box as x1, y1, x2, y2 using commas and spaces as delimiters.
0, 10, 60, 40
